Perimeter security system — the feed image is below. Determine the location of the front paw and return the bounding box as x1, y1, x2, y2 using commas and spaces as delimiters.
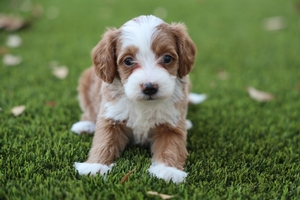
74, 162, 114, 175
148, 163, 187, 184
71, 121, 95, 134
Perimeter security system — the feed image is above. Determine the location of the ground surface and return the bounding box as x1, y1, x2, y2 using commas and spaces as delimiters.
1, 0, 300, 199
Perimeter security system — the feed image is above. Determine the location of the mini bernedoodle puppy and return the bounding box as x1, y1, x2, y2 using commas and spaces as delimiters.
71, 15, 205, 183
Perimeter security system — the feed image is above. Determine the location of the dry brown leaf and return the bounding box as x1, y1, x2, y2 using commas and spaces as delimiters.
247, 87, 274, 102
120, 169, 135, 183
294, 2, 300, 13
217, 70, 229, 80
0, 14, 29, 31
210, 81, 216, 88
0, 47, 9, 55
32, 4, 44, 18
45, 101, 56, 107
263, 16, 286, 31
11, 105, 26, 116
147, 191, 174, 199
3, 54, 22, 66
52, 66, 68, 79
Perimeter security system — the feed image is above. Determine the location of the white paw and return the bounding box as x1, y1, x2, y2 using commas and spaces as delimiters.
71, 121, 95, 134
148, 163, 187, 184
74, 162, 114, 175
189, 93, 207, 104
185, 119, 193, 130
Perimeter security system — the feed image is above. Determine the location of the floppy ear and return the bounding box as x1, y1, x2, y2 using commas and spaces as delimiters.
92, 28, 119, 84
170, 23, 197, 78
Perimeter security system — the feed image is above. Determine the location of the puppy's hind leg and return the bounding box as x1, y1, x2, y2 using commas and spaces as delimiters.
71, 68, 98, 135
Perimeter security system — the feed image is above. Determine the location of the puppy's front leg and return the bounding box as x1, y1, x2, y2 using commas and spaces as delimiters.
148, 123, 188, 184
75, 118, 128, 176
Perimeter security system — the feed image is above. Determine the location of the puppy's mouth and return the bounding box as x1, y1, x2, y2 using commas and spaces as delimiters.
143, 93, 170, 101
146, 95, 157, 101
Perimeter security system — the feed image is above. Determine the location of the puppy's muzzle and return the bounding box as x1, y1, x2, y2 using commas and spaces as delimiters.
141, 82, 158, 96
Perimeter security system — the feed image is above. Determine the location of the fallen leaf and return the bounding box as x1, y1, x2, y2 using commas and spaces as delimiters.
45, 101, 56, 107
52, 66, 68, 79
147, 191, 174, 199
294, 2, 300, 13
247, 87, 274, 102
120, 169, 135, 183
263, 16, 286, 31
3, 54, 22, 66
210, 81, 216, 88
32, 4, 44, 18
0, 47, 9, 55
217, 70, 229, 80
6, 35, 22, 48
11, 105, 26, 116
0, 14, 29, 31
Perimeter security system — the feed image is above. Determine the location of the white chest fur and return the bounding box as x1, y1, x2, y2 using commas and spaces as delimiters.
104, 97, 181, 143
102, 79, 184, 143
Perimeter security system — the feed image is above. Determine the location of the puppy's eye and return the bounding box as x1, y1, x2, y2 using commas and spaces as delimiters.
124, 57, 135, 66
162, 55, 172, 64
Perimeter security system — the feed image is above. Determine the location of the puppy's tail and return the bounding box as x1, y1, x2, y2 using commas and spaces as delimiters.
188, 93, 207, 104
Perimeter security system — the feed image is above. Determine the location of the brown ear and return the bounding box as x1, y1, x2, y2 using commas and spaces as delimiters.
170, 23, 197, 78
92, 28, 119, 83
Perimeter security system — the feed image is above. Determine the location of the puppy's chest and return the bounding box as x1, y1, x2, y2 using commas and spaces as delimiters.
104, 98, 181, 143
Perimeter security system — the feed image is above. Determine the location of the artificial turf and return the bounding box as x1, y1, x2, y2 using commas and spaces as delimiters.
1, 0, 300, 199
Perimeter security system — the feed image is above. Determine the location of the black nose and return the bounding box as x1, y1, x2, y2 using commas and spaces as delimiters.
142, 83, 158, 95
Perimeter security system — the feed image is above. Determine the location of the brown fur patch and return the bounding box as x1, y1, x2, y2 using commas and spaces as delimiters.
117, 45, 139, 84
152, 23, 179, 76
174, 77, 190, 121
149, 122, 188, 170
92, 28, 120, 83
78, 67, 102, 122
169, 23, 197, 78
86, 118, 129, 165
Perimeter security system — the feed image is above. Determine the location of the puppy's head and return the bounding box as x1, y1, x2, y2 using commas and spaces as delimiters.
93, 15, 196, 101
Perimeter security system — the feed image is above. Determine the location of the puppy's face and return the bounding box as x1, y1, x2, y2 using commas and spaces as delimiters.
92, 16, 196, 101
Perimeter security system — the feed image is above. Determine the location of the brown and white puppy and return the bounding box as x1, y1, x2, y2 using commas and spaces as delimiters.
71, 15, 205, 183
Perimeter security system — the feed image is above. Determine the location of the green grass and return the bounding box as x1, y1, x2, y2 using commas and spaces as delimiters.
1, 0, 300, 199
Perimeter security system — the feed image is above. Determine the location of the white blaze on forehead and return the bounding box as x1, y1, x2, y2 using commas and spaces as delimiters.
120, 15, 164, 51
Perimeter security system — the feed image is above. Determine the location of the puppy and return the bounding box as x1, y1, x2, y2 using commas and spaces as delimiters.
71, 15, 201, 183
